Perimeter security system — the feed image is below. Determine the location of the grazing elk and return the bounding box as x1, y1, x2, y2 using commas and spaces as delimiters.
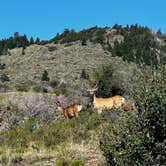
87, 84, 126, 114
57, 103, 82, 119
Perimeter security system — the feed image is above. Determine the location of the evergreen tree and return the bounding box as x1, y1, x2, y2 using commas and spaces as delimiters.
35, 37, 40, 44
22, 46, 26, 55
41, 70, 49, 81
14, 32, 19, 38
30, 37, 34, 44
80, 69, 89, 79
23, 34, 29, 47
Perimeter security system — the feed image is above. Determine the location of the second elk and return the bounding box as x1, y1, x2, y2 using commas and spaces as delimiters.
57, 103, 82, 119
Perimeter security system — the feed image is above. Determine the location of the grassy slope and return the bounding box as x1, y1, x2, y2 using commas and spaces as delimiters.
0, 42, 112, 83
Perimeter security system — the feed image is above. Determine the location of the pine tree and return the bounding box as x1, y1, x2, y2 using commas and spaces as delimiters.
30, 37, 34, 44
41, 70, 49, 81
35, 37, 40, 44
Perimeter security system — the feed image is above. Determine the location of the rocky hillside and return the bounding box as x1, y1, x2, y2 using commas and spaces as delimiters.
0, 42, 111, 84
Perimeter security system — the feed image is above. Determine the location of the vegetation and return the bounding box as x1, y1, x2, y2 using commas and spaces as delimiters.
0, 73, 10, 82
110, 25, 162, 66
80, 69, 89, 80
50, 26, 106, 45
0, 32, 41, 55
0, 24, 166, 165
0, 111, 104, 165
41, 70, 50, 81
99, 65, 166, 165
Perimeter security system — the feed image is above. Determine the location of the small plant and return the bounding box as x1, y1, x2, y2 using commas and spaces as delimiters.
48, 46, 57, 52
15, 84, 29, 92
50, 80, 59, 88
56, 159, 68, 166
70, 160, 83, 166
11, 155, 23, 164
0, 74, 10, 82
0, 63, 5, 70
32, 85, 43, 92
0, 154, 9, 165
81, 39, 87, 46
23, 117, 38, 132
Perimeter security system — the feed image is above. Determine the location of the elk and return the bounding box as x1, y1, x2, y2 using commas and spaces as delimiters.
87, 84, 126, 114
57, 103, 82, 119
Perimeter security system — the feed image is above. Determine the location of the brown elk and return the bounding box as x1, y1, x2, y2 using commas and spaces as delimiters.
57, 103, 82, 119
87, 84, 126, 114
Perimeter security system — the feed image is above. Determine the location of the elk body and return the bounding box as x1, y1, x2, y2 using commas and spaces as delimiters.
88, 84, 126, 114
57, 103, 82, 119
92, 94, 126, 114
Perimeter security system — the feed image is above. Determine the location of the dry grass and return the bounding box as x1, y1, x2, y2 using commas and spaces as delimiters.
0, 139, 106, 166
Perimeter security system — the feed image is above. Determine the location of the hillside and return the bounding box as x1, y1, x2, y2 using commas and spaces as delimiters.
0, 42, 111, 84
0, 25, 165, 165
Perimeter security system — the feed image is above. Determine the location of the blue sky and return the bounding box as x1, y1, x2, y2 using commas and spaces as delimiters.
0, 0, 165, 40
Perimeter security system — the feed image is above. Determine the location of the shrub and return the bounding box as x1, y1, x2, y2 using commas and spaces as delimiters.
32, 85, 43, 92
56, 159, 68, 166
50, 80, 59, 88
22, 117, 38, 132
32, 85, 48, 93
0, 63, 5, 70
15, 84, 29, 92
100, 66, 166, 165
11, 155, 23, 164
0, 74, 9, 82
0, 154, 9, 165
100, 110, 146, 165
2, 128, 30, 149
48, 46, 57, 52
70, 160, 83, 166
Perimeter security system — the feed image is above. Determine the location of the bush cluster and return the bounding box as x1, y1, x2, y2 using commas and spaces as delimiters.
99, 66, 166, 165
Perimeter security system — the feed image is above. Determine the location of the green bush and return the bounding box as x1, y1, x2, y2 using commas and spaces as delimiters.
32, 85, 43, 92
15, 84, 29, 92
70, 160, 83, 166
56, 159, 68, 166
22, 117, 38, 132
1, 128, 30, 149
0, 74, 9, 82
100, 66, 166, 165
0, 154, 9, 165
100, 110, 146, 165
50, 80, 59, 88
